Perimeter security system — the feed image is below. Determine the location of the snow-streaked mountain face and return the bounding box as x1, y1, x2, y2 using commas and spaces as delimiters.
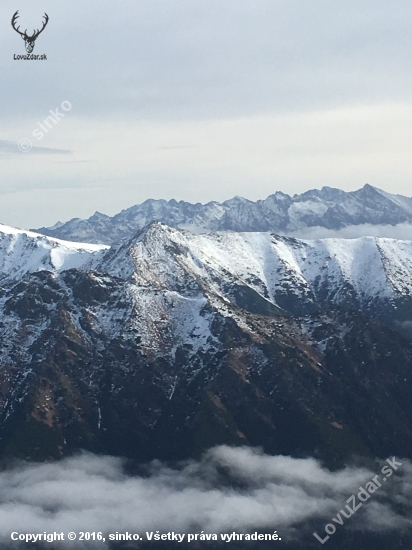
98, 223, 412, 335
2, 222, 412, 464
0, 224, 108, 282
35, 184, 412, 244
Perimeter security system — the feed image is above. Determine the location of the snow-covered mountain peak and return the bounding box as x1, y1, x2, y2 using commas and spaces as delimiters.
2, 218, 412, 467
95, 222, 412, 324
0, 224, 108, 282
35, 185, 412, 245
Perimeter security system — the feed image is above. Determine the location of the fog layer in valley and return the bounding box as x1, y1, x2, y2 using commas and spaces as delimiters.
1, 446, 411, 548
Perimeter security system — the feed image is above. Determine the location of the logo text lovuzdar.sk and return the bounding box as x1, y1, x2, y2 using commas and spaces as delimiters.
11, 10, 49, 60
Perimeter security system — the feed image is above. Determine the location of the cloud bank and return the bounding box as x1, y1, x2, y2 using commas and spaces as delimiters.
0, 446, 411, 549
284, 223, 412, 241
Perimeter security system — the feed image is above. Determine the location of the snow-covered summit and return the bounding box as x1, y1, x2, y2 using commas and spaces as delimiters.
98, 222, 412, 321
3, 218, 412, 335
0, 224, 108, 282
2, 220, 412, 464
35, 184, 412, 244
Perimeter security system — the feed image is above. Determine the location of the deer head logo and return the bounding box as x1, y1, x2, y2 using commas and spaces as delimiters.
11, 11, 49, 54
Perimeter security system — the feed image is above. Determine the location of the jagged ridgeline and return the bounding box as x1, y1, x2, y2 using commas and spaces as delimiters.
35, 184, 412, 244
0, 222, 412, 463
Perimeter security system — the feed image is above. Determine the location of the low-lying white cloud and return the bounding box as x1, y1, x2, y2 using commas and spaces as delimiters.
0, 447, 411, 548
284, 223, 412, 241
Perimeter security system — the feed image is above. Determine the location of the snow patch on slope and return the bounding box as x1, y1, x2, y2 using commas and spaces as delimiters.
0, 224, 108, 281
103, 224, 412, 313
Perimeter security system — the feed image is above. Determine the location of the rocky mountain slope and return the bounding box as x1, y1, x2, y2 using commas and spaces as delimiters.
1, 222, 412, 465
35, 184, 412, 244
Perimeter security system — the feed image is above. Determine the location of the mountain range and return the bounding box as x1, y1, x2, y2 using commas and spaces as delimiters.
1, 220, 412, 466
35, 184, 412, 244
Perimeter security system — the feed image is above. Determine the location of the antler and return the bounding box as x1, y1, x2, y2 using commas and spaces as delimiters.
32, 13, 49, 39
11, 11, 25, 37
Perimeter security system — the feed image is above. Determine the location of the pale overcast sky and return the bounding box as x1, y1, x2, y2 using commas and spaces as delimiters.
2, 0, 412, 228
